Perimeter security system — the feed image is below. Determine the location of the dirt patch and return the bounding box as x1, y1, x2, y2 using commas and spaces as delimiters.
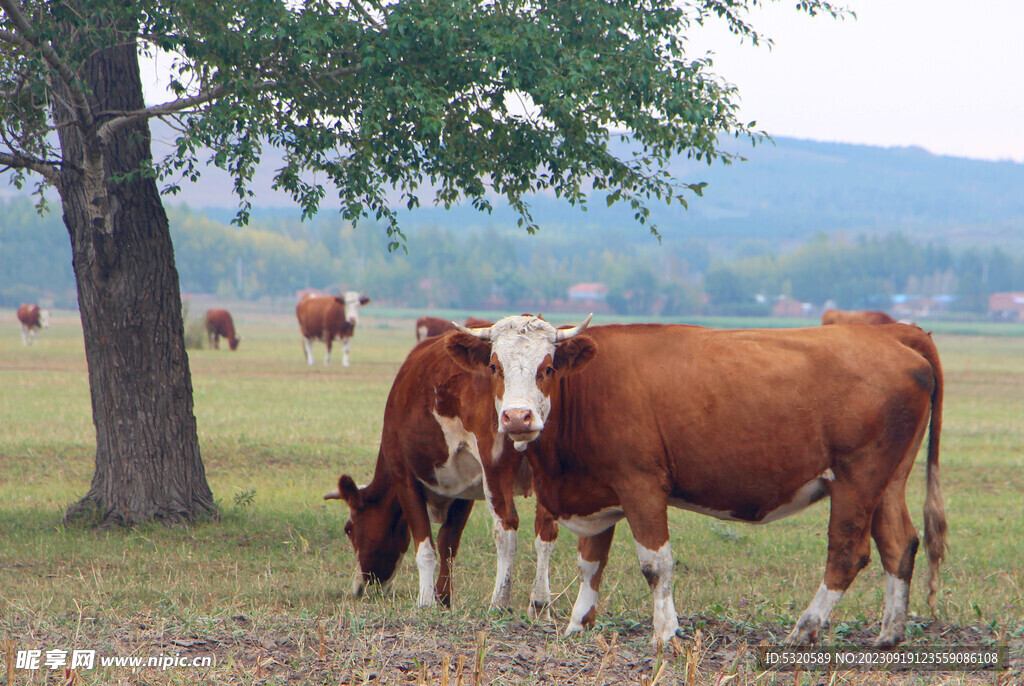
13, 613, 1016, 685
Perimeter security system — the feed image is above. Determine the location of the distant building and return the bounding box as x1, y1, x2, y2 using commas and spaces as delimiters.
771, 297, 812, 318
568, 282, 609, 301
988, 292, 1024, 320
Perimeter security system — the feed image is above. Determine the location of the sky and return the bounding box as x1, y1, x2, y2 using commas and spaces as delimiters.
683, 0, 1024, 163
140, 0, 1024, 165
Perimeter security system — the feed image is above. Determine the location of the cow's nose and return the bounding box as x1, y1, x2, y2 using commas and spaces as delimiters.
501, 408, 534, 433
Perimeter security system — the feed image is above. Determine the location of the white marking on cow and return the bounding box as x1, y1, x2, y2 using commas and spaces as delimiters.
529, 535, 555, 620
490, 517, 517, 609
427, 412, 485, 500
303, 338, 316, 365
342, 291, 364, 325
415, 539, 437, 607
488, 317, 558, 439
557, 506, 625, 538
787, 582, 844, 644
637, 541, 680, 646
877, 572, 910, 645
566, 556, 601, 635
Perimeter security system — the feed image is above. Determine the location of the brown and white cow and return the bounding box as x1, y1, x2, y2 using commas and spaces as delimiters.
415, 316, 456, 341
822, 308, 897, 325
16, 303, 50, 345
463, 317, 496, 329
204, 309, 241, 350
446, 317, 946, 649
295, 291, 370, 366
325, 333, 558, 616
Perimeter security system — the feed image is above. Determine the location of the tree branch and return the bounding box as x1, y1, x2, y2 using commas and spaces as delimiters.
95, 66, 361, 143
0, 150, 59, 182
0, 0, 96, 129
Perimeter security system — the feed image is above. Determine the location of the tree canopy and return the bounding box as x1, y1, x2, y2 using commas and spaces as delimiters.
2, 0, 847, 526
3, 0, 846, 244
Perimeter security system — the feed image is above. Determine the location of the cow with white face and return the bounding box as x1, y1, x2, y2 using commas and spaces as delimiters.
447, 318, 946, 651
295, 290, 371, 366
447, 314, 596, 452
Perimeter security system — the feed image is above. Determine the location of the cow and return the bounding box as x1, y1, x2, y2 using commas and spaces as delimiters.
324, 333, 559, 616
16, 303, 50, 345
822, 308, 897, 325
204, 309, 241, 350
415, 316, 456, 341
295, 291, 370, 366
463, 317, 495, 329
445, 316, 946, 649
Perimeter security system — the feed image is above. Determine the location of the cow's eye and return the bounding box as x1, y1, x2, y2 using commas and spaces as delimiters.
489, 363, 497, 373
545, 366, 555, 376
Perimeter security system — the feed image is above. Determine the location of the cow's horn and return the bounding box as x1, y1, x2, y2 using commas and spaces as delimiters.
555, 313, 593, 342
324, 490, 341, 500
454, 322, 492, 341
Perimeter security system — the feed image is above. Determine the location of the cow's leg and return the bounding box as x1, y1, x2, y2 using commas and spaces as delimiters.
393, 481, 440, 607
303, 337, 315, 365
323, 335, 332, 365
787, 481, 875, 645
566, 525, 615, 635
21, 325, 30, 345
870, 474, 920, 648
435, 497, 474, 608
485, 495, 518, 610
341, 336, 352, 367
617, 489, 680, 647
479, 440, 522, 610
528, 502, 558, 620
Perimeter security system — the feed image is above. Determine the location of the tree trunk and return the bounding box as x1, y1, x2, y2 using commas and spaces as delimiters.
55, 33, 216, 526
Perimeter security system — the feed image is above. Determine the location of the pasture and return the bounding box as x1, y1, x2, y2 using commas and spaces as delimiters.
0, 307, 1021, 685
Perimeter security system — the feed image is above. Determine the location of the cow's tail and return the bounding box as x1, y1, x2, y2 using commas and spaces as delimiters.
899, 326, 947, 613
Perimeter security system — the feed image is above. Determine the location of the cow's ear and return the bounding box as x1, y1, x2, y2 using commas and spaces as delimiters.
333, 475, 363, 510
445, 332, 492, 372
553, 335, 597, 374
360, 296, 371, 305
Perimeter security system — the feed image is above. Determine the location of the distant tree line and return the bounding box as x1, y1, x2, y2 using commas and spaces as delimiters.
2, 198, 1022, 315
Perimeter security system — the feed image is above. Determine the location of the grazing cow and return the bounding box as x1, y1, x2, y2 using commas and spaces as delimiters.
204, 309, 241, 350
446, 317, 946, 649
822, 308, 897, 325
16, 303, 50, 345
295, 291, 370, 366
463, 317, 495, 329
325, 334, 558, 616
415, 316, 456, 341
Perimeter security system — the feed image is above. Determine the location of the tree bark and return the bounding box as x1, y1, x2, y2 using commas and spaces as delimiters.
54, 30, 216, 526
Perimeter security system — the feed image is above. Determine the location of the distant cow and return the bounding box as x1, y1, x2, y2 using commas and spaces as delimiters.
326, 333, 557, 615
446, 316, 945, 649
204, 309, 241, 350
296, 291, 370, 366
463, 317, 495, 329
16, 303, 50, 345
415, 316, 456, 341
415, 316, 496, 341
822, 308, 897, 325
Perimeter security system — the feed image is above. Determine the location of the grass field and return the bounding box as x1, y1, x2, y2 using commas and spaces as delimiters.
1, 307, 1022, 685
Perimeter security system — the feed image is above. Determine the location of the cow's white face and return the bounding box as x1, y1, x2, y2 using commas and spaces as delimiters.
446, 314, 596, 451
342, 291, 370, 325
39, 309, 50, 328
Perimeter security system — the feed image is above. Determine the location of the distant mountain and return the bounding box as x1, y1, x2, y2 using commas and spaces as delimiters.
4, 130, 1024, 255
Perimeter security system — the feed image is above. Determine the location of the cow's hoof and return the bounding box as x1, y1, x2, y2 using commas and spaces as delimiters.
872, 633, 902, 649
528, 602, 552, 622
